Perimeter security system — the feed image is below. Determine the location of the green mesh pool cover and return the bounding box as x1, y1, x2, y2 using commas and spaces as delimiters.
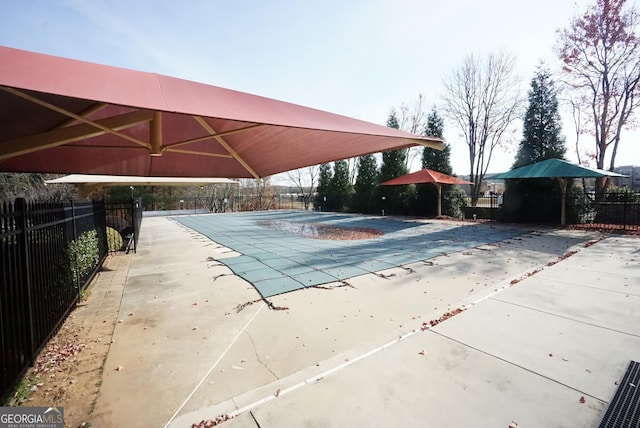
174, 211, 527, 298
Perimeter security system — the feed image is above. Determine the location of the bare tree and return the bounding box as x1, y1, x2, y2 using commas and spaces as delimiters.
398, 94, 430, 171
565, 96, 594, 191
0, 173, 75, 202
442, 51, 522, 205
286, 165, 318, 210
347, 157, 358, 185
239, 177, 275, 210
564, 96, 588, 165
189, 182, 239, 212
557, 0, 640, 190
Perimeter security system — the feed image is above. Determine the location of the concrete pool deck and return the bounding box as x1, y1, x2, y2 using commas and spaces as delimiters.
87, 212, 640, 427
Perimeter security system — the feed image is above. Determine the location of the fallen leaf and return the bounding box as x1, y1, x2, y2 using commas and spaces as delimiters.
274, 388, 281, 397
418, 350, 426, 356
115, 366, 124, 371
579, 396, 585, 404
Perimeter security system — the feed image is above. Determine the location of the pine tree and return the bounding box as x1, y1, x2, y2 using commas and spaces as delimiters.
504, 67, 568, 223
328, 159, 353, 211
379, 110, 408, 182
514, 67, 566, 168
315, 163, 332, 211
422, 108, 452, 175
418, 108, 466, 218
353, 154, 378, 213
377, 110, 411, 215
386, 109, 399, 129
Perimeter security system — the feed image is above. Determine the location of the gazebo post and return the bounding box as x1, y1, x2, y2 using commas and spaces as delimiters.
437, 184, 442, 217
558, 178, 567, 225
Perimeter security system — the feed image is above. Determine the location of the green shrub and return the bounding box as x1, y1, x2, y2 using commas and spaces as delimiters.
443, 185, 468, 219
604, 186, 640, 203
67, 230, 99, 280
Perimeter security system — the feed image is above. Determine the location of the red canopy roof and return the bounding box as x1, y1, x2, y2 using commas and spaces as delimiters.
380, 168, 471, 186
0, 46, 443, 178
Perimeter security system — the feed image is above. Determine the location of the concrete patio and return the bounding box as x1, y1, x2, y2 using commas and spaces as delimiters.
85, 212, 640, 427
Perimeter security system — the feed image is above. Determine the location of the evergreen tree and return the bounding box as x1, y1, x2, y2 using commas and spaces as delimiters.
418, 108, 466, 218
377, 110, 412, 215
421, 108, 452, 175
328, 159, 353, 211
503, 67, 568, 223
513, 67, 566, 168
352, 154, 378, 213
315, 163, 332, 211
379, 150, 408, 182
379, 110, 408, 182
386, 109, 400, 129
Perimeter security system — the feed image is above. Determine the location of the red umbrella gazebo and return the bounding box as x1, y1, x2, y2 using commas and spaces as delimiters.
381, 168, 471, 216
0, 46, 443, 178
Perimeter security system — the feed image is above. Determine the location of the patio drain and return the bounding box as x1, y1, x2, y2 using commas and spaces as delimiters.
599, 360, 640, 428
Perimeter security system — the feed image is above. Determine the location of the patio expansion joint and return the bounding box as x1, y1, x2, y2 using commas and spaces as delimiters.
427, 329, 610, 404
488, 297, 640, 339
224, 328, 422, 421
532, 275, 640, 298
164, 303, 266, 428
249, 410, 262, 428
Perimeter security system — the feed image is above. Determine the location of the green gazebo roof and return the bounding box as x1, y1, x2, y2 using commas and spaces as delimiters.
492, 158, 625, 179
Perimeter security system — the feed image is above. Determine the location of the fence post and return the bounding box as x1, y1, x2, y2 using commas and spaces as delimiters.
70, 199, 81, 297
490, 195, 495, 222
70, 199, 78, 241
130, 197, 137, 253
623, 193, 628, 231
15, 198, 36, 364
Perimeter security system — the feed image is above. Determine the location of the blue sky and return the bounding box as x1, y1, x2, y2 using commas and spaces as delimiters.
2, 0, 638, 182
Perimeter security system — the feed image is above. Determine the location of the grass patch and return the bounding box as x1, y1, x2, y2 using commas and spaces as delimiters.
4, 375, 39, 406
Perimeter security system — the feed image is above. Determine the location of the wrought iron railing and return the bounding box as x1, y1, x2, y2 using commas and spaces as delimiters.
0, 198, 107, 401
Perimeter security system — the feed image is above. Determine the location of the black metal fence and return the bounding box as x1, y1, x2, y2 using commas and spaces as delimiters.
0, 198, 108, 401
569, 190, 640, 232
140, 194, 309, 216
140, 190, 639, 233
464, 196, 501, 221
472, 189, 639, 232
105, 198, 143, 253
